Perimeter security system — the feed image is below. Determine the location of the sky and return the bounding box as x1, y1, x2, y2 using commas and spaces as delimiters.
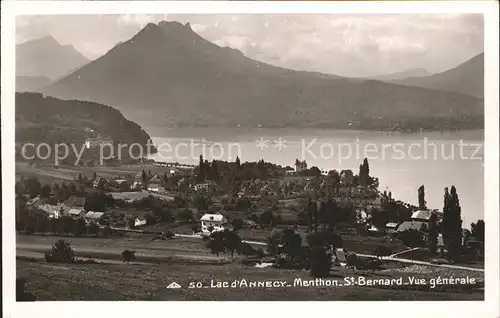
16, 14, 484, 77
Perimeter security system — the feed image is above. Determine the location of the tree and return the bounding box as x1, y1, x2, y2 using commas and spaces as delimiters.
309, 247, 332, 278
308, 166, 322, 177
396, 229, 425, 248
197, 155, 206, 182
15, 181, 26, 196
121, 250, 136, 263
259, 211, 276, 228
208, 160, 220, 183
428, 212, 438, 256
25, 177, 41, 198
153, 207, 174, 223
306, 197, 316, 232
73, 218, 86, 237
45, 240, 76, 263
126, 217, 136, 229
84, 192, 112, 212
48, 218, 60, 235
267, 228, 282, 256
373, 245, 392, 259
223, 229, 242, 259
34, 215, 49, 233
418, 185, 427, 210
100, 225, 111, 237
232, 218, 244, 231
280, 228, 303, 262
40, 184, 52, 199
141, 169, 148, 189
207, 231, 225, 256
306, 230, 342, 277
442, 186, 463, 261
470, 220, 484, 242
178, 209, 194, 224
23, 215, 36, 235
59, 216, 74, 236
307, 230, 343, 249
86, 222, 100, 236
235, 156, 241, 171
297, 210, 308, 226
193, 195, 211, 211
92, 172, 97, 181
144, 212, 157, 226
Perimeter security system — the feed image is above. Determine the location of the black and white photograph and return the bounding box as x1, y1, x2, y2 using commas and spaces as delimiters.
2, 0, 499, 312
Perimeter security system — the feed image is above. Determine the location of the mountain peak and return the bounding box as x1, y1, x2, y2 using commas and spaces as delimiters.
16, 34, 89, 80
20, 35, 60, 47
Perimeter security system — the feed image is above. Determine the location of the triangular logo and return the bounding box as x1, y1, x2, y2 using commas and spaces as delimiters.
166, 282, 182, 289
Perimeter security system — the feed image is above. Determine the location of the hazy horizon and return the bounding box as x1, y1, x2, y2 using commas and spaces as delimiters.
16, 14, 484, 78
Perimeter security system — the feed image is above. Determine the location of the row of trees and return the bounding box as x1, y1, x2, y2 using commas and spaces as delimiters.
16, 212, 105, 237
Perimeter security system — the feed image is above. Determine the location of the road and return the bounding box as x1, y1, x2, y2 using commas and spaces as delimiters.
175, 234, 484, 272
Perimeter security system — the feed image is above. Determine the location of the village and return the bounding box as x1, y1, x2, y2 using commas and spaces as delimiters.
16, 153, 485, 269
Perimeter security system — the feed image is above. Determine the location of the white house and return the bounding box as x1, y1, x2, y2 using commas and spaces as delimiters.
147, 183, 165, 193
200, 213, 228, 234
411, 209, 444, 222
84, 211, 105, 225
38, 204, 68, 219
134, 216, 147, 227
67, 208, 86, 219
194, 181, 216, 192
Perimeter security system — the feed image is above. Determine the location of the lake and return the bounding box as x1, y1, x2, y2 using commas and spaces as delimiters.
148, 128, 484, 227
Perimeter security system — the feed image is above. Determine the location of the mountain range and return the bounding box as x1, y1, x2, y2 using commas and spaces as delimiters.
369, 68, 433, 81
16, 36, 90, 91
387, 53, 484, 98
39, 21, 483, 130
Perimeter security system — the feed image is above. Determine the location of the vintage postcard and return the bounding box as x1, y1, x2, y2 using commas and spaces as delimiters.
1, 1, 499, 317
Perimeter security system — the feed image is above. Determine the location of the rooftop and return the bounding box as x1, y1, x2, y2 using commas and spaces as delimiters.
84, 211, 105, 219
200, 213, 225, 222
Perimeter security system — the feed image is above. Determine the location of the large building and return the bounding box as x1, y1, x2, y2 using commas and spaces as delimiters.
295, 159, 308, 173
200, 213, 228, 234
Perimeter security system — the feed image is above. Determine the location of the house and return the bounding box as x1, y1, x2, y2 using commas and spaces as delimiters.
194, 181, 216, 192
92, 177, 110, 189
149, 174, 163, 184
411, 209, 444, 223
147, 184, 163, 193
63, 196, 85, 208
385, 222, 399, 234
84, 211, 105, 225
437, 234, 446, 256
85, 136, 113, 149
37, 204, 65, 219
27, 196, 43, 208
67, 208, 86, 219
396, 220, 428, 232
113, 177, 129, 186
295, 160, 308, 173
340, 170, 354, 185
131, 180, 143, 190
200, 213, 228, 234
134, 216, 147, 227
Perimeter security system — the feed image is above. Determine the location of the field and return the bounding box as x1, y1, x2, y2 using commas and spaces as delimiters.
16, 234, 484, 301
15, 162, 168, 183
17, 259, 484, 301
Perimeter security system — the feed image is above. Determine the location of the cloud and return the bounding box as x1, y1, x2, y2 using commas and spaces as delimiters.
214, 35, 257, 51
117, 14, 169, 27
